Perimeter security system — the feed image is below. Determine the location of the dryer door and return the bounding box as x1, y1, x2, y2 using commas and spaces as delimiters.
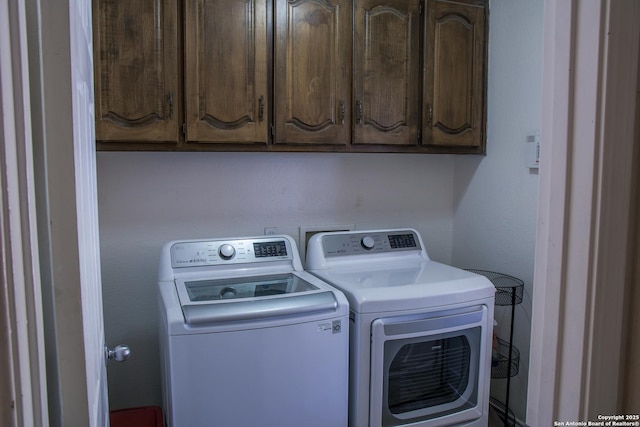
369, 305, 489, 427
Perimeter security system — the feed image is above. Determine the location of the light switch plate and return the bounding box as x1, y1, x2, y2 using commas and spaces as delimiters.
526, 133, 540, 169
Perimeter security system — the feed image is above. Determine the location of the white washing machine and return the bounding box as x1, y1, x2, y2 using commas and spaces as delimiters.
158, 234, 349, 427
306, 229, 495, 427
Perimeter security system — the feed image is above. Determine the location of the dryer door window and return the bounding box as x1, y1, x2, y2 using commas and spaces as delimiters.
387, 336, 472, 414
369, 307, 488, 427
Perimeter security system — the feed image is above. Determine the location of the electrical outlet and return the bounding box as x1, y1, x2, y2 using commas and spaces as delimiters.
298, 225, 355, 266
264, 227, 278, 235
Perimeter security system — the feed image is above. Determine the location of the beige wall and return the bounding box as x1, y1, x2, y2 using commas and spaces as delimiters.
97, 1, 543, 414
452, 1, 542, 421
97, 151, 457, 409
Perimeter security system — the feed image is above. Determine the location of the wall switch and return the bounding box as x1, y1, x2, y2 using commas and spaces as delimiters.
526, 133, 540, 169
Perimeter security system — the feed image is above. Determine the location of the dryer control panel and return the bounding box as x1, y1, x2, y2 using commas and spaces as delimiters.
320, 230, 422, 257
170, 237, 291, 268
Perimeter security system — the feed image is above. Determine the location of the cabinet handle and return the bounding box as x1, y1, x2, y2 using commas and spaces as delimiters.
258, 95, 265, 121
356, 100, 363, 124
339, 100, 345, 124
168, 91, 174, 120
427, 103, 433, 127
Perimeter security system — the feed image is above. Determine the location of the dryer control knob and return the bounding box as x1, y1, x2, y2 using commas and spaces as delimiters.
361, 236, 375, 250
218, 244, 236, 260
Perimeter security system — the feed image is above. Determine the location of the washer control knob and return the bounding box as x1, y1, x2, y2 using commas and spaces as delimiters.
218, 244, 236, 260
361, 236, 375, 250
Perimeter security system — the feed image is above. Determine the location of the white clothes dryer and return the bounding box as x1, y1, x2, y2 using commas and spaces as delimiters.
158, 234, 349, 427
306, 229, 495, 427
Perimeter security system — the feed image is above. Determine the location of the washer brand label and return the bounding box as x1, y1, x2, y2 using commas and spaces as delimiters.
317, 320, 342, 334
317, 323, 332, 332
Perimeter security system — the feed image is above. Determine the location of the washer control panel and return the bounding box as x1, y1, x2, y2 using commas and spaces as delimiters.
321, 230, 421, 257
170, 237, 291, 268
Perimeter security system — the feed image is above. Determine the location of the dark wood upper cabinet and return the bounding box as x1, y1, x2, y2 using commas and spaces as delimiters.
274, 0, 352, 145
93, 0, 179, 143
353, 0, 421, 146
94, 0, 488, 153
185, 0, 269, 144
423, 0, 486, 150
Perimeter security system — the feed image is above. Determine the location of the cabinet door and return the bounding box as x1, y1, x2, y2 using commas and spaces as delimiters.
93, 0, 179, 142
185, 0, 269, 144
274, 0, 351, 145
423, 0, 486, 149
353, 0, 421, 146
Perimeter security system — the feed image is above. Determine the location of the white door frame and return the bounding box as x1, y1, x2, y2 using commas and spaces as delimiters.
623, 42, 640, 412
528, 0, 640, 423
28, 0, 110, 425
0, 0, 49, 425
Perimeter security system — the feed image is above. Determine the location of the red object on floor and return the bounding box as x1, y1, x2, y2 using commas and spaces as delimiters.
109, 406, 163, 427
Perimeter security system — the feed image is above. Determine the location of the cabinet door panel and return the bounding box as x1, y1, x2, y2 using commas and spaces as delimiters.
424, 0, 486, 148
274, 0, 351, 145
93, 0, 178, 142
185, 0, 269, 143
353, 0, 421, 146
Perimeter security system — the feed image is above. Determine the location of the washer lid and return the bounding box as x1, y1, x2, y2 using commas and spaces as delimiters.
309, 260, 495, 314
175, 273, 339, 324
